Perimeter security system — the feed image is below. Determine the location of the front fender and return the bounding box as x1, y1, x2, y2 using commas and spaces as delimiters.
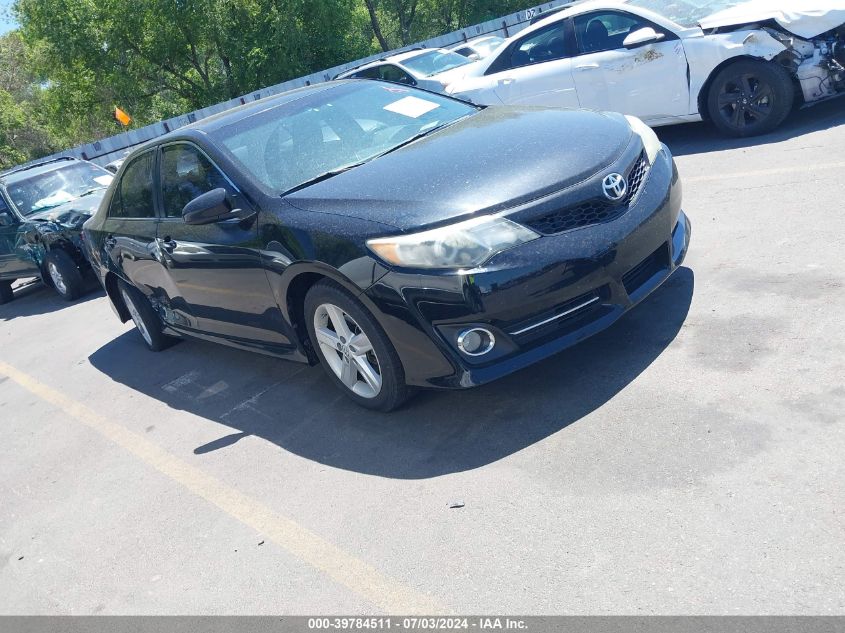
686, 29, 788, 113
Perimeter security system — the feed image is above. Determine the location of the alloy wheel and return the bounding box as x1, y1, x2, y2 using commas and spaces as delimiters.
313, 302, 382, 398
48, 261, 68, 295
716, 73, 774, 131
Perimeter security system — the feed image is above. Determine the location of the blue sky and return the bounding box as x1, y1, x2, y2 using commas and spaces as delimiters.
0, 0, 17, 34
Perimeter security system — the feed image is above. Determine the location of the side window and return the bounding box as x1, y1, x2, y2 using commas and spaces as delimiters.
160, 144, 231, 218
352, 66, 381, 80
110, 152, 155, 219
379, 65, 416, 86
574, 11, 664, 54
509, 23, 568, 69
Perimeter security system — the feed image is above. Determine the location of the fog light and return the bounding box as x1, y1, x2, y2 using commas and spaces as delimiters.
457, 328, 495, 356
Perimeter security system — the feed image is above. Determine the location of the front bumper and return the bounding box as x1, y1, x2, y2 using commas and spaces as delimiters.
364, 147, 690, 389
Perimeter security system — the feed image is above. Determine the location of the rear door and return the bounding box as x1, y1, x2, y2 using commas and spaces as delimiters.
0, 193, 39, 280
569, 9, 690, 121
486, 20, 579, 109
154, 142, 284, 344
99, 150, 162, 296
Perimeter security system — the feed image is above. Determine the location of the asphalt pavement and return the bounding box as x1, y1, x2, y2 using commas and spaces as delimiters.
1, 99, 843, 614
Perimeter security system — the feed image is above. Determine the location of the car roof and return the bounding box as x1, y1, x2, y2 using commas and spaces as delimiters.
0, 157, 80, 184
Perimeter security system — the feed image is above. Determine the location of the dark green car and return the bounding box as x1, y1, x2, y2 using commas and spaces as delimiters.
0, 157, 114, 304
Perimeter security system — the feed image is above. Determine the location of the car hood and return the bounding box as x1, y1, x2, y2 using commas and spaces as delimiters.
431, 61, 483, 85
25, 192, 104, 230
699, 1, 845, 39
285, 107, 633, 231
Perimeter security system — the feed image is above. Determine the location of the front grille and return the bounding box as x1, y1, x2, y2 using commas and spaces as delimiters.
622, 244, 670, 295
526, 152, 649, 236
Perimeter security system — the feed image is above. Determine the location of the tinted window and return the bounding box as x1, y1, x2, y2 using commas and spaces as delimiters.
379, 65, 416, 85
0, 196, 16, 226
575, 11, 657, 54
352, 66, 381, 79
161, 145, 231, 218
510, 23, 568, 69
110, 152, 155, 219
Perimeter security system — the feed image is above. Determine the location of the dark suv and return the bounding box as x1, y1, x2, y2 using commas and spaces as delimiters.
0, 157, 114, 304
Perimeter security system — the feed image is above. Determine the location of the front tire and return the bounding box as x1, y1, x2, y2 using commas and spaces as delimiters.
118, 280, 174, 352
304, 280, 409, 412
707, 60, 794, 138
0, 280, 13, 304
44, 250, 85, 301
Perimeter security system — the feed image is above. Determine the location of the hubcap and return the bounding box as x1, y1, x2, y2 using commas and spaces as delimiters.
121, 288, 153, 347
313, 303, 382, 399
48, 262, 67, 295
717, 73, 774, 130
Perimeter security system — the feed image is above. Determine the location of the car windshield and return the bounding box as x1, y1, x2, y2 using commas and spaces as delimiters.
6, 162, 114, 216
401, 50, 474, 77
624, 0, 744, 27
472, 37, 505, 57
210, 82, 478, 194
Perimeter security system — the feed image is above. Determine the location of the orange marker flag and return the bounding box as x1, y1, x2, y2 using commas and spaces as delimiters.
114, 107, 132, 126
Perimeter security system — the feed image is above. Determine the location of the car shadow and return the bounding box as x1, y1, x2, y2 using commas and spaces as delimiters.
658, 98, 845, 157
88, 267, 694, 479
0, 277, 104, 321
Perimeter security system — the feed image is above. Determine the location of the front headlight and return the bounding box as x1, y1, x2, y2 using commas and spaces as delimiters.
367, 215, 540, 270
625, 115, 662, 164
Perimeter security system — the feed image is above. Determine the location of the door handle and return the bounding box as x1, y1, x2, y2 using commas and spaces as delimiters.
576, 63, 600, 71
498, 77, 515, 85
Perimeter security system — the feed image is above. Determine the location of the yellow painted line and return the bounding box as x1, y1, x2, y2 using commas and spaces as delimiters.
684, 161, 845, 184
0, 360, 445, 614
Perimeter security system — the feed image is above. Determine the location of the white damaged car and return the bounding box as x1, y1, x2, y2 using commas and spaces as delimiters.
447, 0, 845, 136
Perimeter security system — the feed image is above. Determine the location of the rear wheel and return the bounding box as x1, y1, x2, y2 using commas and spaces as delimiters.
44, 250, 84, 301
0, 280, 13, 304
118, 280, 174, 352
304, 280, 409, 412
707, 60, 794, 137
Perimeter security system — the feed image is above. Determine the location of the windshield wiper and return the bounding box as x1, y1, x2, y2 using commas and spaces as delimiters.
78, 186, 108, 197
281, 161, 369, 196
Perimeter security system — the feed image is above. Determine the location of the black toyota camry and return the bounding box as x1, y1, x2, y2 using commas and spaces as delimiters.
84, 80, 690, 411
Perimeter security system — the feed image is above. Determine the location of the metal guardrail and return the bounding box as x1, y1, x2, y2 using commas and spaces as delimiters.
14, 1, 571, 169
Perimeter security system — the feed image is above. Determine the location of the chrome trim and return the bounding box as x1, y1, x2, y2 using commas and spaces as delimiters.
509, 296, 601, 337
457, 328, 496, 357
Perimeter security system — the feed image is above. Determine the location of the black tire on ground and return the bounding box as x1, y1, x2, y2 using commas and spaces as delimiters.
707, 60, 795, 137
117, 279, 175, 352
44, 249, 85, 301
304, 279, 410, 412
0, 280, 13, 304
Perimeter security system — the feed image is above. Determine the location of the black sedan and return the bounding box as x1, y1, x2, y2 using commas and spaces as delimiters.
84, 81, 690, 411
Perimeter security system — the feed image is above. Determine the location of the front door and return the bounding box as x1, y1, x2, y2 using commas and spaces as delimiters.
570, 10, 690, 121
154, 142, 284, 344
488, 20, 580, 109
0, 193, 40, 280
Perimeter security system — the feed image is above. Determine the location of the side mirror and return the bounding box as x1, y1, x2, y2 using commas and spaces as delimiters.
182, 188, 242, 225
623, 27, 665, 49
0, 210, 18, 227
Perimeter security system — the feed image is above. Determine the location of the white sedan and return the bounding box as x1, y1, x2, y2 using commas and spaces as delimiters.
448, 0, 845, 136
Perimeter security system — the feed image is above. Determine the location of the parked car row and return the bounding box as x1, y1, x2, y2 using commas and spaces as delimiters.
3, 0, 841, 411
342, 0, 845, 138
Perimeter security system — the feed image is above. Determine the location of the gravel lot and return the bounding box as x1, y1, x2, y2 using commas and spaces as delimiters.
1, 99, 843, 615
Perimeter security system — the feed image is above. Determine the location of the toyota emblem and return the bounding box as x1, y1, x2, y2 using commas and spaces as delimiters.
602, 173, 628, 202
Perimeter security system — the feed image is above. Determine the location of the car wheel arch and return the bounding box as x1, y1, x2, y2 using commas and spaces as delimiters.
696, 55, 797, 121
104, 271, 132, 323
280, 263, 394, 366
